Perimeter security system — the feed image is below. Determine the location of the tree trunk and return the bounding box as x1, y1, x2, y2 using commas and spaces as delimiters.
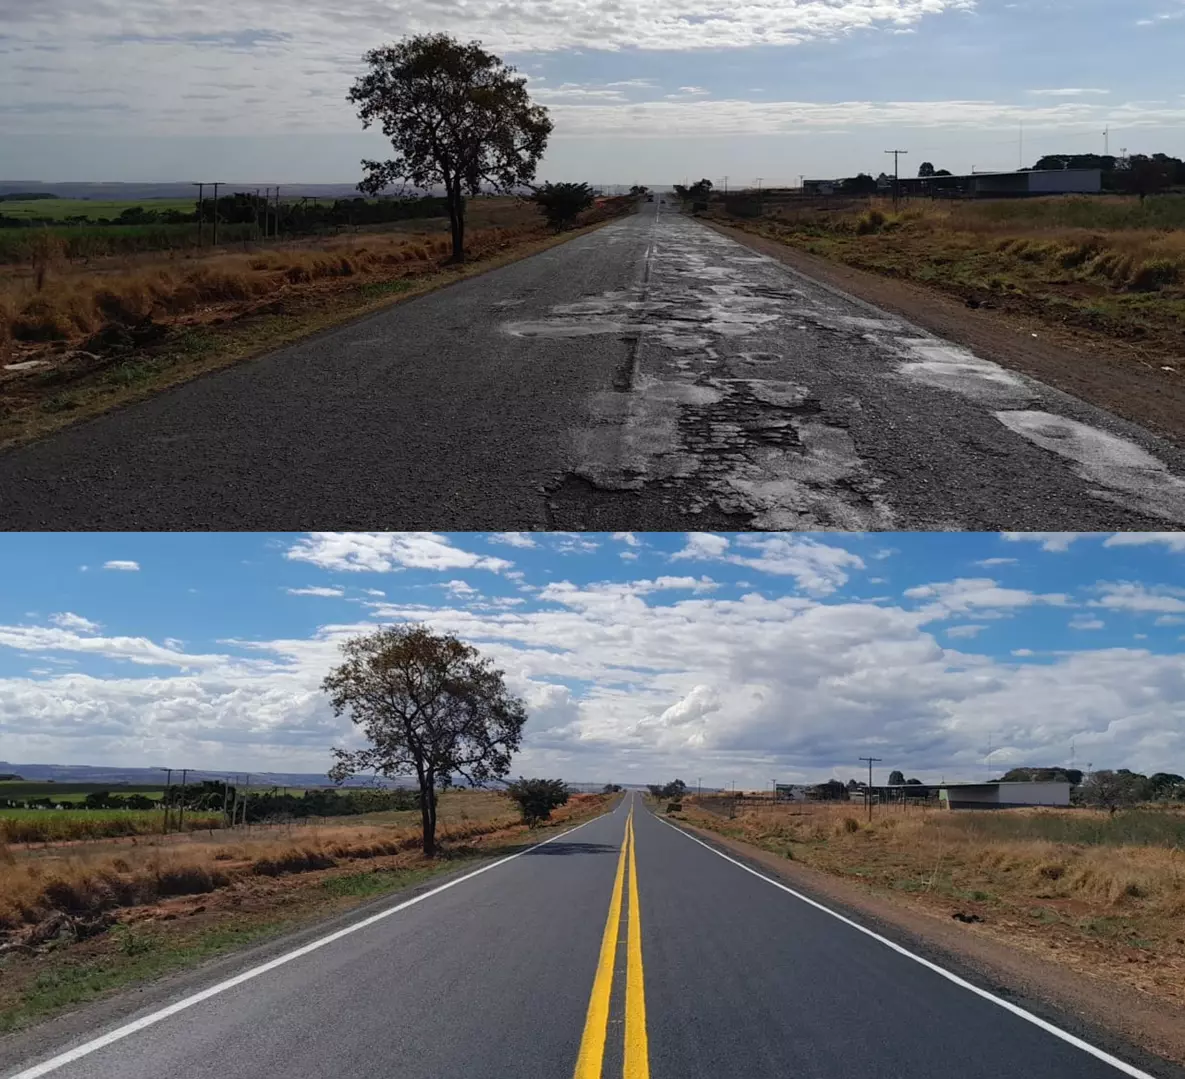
418, 769, 435, 857
446, 185, 465, 263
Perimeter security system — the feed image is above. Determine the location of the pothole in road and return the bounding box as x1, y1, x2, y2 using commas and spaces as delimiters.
995, 410, 1185, 525
892, 339, 1036, 406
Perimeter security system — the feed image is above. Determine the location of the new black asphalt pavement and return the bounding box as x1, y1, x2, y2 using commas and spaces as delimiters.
3, 201, 1185, 530
1, 794, 1158, 1079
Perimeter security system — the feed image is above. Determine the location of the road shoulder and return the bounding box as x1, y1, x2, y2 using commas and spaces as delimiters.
702, 217, 1185, 450
659, 814, 1185, 1078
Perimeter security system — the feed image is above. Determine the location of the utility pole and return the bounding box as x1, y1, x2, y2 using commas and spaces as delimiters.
1103, 126, 1110, 157
177, 768, 188, 833
771, 779, 777, 802
241, 774, 250, 827
160, 767, 173, 834
860, 757, 882, 822
274, 186, 281, 240
885, 150, 908, 207
193, 184, 204, 248
211, 182, 221, 246
697, 777, 702, 796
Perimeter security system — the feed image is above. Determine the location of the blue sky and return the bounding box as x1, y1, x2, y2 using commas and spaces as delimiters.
2, 0, 1183, 184
1, 531, 1183, 788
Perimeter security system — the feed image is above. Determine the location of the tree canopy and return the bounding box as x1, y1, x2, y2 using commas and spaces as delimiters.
348, 34, 552, 261
532, 181, 595, 231
506, 777, 570, 826
324, 623, 528, 855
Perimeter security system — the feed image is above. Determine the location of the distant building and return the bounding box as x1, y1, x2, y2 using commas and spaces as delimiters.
938, 781, 1071, 810
899, 168, 1102, 199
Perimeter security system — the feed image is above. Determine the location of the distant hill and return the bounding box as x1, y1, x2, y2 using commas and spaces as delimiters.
0, 760, 399, 789
0, 181, 378, 201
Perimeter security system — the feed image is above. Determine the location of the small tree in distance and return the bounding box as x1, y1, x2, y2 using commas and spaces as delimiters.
888, 769, 905, 786
532, 181, 595, 231
324, 623, 528, 855
507, 778, 570, 826
1081, 769, 1148, 814
348, 34, 553, 262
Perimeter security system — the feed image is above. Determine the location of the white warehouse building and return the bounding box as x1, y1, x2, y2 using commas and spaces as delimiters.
938, 781, 1071, 810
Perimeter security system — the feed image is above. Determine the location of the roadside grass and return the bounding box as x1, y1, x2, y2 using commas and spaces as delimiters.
0, 794, 610, 1035
675, 800, 1185, 1006
0, 198, 636, 451
0, 791, 604, 933
708, 194, 1185, 368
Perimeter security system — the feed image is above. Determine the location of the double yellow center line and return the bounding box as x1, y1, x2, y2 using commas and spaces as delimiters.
574, 805, 649, 1079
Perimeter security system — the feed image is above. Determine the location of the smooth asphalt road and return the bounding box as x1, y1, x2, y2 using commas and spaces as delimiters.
4, 793, 1151, 1079
3, 201, 1185, 530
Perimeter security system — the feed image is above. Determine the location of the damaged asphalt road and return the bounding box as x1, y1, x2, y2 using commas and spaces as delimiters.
3, 200, 1185, 530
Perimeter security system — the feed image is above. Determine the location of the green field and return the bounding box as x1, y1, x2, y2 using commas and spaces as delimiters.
0, 781, 166, 802
0, 198, 197, 221
0, 808, 225, 843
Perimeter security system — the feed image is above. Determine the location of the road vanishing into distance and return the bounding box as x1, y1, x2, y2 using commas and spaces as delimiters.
4, 794, 1152, 1079
3, 201, 1185, 530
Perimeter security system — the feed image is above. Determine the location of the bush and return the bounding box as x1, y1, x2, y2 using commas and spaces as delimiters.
1127, 257, 1181, 291
532, 182, 596, 232
666, 802, 683, 813
506, 778, 570, 827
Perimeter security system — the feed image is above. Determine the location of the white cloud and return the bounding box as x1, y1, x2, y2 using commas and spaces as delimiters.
553, 534, 600, 555
975, 557, 1018, 568
443, 580, 478, 597
671, 533, 861, 596
905, 578, 1068, 617
286, 533, 511, 574
3, 572, 1185, 784
1103, 533, 1185, 553
1001, 532, 1082, 553
364, 589, 386, 597
1027, 88, 1110, 97
49, 612, 100, 633
285, 586, 345, 597
488, 532, 539, 549
946, 624, 987, 639
103, 560, 140, 572
672, 532, 731, 560
1069, 616, 1105, 631
619, 551, 640, 561
612, 532, 642, 547
1091, 583, 1185, 614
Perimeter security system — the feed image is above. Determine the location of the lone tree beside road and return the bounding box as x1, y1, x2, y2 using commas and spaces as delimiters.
506, 777, 570, 826
324, 623, 528, 855
532, 181, 595, 231
348, 34, 553, 262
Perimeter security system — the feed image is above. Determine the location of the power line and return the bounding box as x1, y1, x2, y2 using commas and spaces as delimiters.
884, 150, 908, 206
859, 756, 883, 822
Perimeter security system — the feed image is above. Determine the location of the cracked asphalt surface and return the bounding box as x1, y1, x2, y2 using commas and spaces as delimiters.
3, 200, 1185, 530
2, 796, 1152, 1079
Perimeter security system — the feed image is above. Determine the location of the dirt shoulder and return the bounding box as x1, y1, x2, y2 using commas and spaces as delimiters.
704, 217, 1185, 450
670, 813, 1185, 1075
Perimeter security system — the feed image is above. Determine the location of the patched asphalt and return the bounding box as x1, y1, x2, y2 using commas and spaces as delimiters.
3, 201, 1184, 531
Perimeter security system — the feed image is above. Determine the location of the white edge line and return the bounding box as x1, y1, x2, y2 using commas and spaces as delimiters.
655, 814, 1151, 1080
11, 812, 609, 1080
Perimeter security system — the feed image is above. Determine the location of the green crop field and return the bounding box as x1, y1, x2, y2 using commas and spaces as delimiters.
0, 781, 166, 802
0, 198, 198, 221
0, 808, 225, 843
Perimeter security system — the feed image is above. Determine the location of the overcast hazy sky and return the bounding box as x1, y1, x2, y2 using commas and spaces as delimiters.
1, 531, 1183, 789
1, 0, 1183, 185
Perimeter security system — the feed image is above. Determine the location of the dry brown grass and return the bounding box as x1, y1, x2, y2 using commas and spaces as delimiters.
0, 224, 540, 348
0, 792, 608, 934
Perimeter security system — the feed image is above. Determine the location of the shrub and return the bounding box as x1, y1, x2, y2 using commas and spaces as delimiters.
1127, 257, 1181, 292
506, 778, 570, 827
532, 182, 596, 232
